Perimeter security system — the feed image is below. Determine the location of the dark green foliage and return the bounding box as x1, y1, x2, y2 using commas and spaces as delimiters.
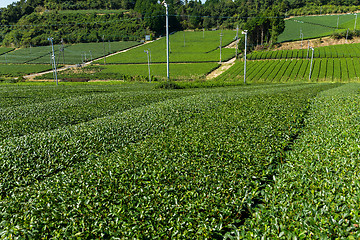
0, 64, 54, 77
332, 29, 360, 40
0, 0, 291, 47
239, 83, 360, 239
248, 42, 360, 60
2, 11, 146, 47
217, 57, 360, 83
0, 83, 335, 238
156, 81, 183, 89
288, 5, 359, 16
243, 7, 285, 49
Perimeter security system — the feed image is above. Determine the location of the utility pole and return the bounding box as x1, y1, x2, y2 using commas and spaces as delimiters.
102, 35, 106, 65
242, 30, 248, 84
203, 28, 205, 38
337, 15, 340, 29
161, 1, 169, 81
219, 31, 222, 63
48, 37, 58, 86
144, 49, 151, 82
355, 14, 358, 31
346, 28, 349, 43
30, 43, 32, 54
300, 30, 304, 49
309, 47, 314, 81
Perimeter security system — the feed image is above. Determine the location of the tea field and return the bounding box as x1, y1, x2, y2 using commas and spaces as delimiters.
1, 30, 238, 81
34, 62, 220, 81
3, 82, 360, 238
0, 64, 54, 78
223, 41, 360, 83
248, 42, 360, 60
278, 13, 358, 42
239, 83, 360, 238
0, 41, 139, 64
0, 47, 14, 56
96, 30, 237, 64
216, 58, 360, 82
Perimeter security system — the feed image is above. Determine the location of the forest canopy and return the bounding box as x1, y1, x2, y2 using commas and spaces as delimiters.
0, 0, 359, 47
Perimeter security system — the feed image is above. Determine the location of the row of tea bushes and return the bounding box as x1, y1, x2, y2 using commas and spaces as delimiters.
239, 83, 360, 238
0, 90, 198, 141
0, 83, 337, 238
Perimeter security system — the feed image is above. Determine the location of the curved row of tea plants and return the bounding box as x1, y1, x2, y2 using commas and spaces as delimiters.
0, 83, 155, 108
248, 43, 360, 60
217, 58, 360, 82
0, 83, 311, 196
0, 83, 336, 238
0, 89, 203, 141
239, 83, 360, 238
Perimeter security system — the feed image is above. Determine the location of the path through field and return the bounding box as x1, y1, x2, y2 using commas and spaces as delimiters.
206, 57, 237, 79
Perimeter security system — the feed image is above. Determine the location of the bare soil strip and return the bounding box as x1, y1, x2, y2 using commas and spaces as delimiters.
206, 57, 237, 80
275, 36, 360, 50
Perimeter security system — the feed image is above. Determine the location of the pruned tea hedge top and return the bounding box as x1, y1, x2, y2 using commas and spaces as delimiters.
0, 83, 338, 238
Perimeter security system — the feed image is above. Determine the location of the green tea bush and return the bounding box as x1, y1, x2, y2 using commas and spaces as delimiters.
0, 83, 336, 238
239, 83, 360, 238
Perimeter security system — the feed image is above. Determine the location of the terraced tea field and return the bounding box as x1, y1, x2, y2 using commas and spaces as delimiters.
0, 64, 54, 78
1, 30, 238, 81
35, 62, 220, 81
0, 47, 14, 55
216, 58, 360, 82
97, 30, 237, 64
0, 41, 139, 64
215, 42, 359, 83
248, 42, 360, 60
2, 81, 360, 238
278, 13, 358, 42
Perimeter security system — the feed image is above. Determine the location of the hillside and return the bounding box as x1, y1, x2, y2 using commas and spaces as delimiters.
2, 10, 147, 47
5, 0, 358, 47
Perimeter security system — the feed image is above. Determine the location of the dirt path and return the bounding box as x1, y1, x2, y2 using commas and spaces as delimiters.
23, 40, 155, 80
206, 57, 237, 80
275, 36, 360, 51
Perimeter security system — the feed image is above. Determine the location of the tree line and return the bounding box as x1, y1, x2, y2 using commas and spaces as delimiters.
0, 0, 359, 49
